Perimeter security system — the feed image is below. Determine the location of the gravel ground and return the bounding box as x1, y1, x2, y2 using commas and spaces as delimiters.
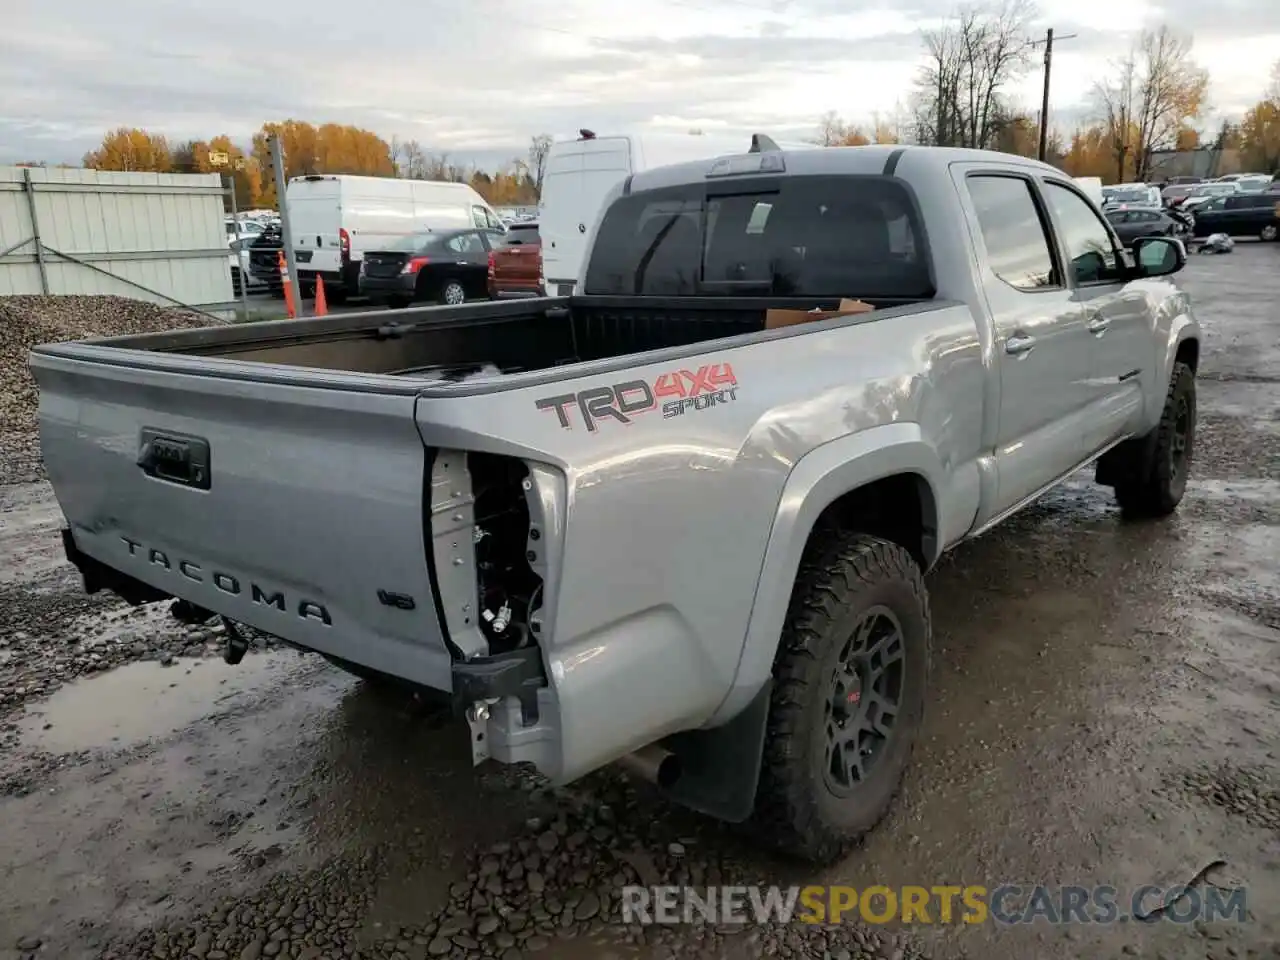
0, 295, 217, 485
2, 247, 1279, 960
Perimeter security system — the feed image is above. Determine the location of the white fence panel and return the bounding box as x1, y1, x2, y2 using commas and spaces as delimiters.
0, 166, 234, 307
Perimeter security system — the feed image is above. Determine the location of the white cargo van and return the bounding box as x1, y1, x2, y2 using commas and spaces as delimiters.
287, 175, 504, 297
538, 130, 810, 296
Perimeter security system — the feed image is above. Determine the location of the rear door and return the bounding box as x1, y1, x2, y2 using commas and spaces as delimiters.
1041, 179, 1152, 455
958, 169, 1094, 514
288, 178, 343, 275
445, 230, 491, 297
32, 351, 457, 690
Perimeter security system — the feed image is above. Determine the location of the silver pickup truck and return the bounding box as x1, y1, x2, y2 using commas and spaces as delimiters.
30, 145, 1200, 864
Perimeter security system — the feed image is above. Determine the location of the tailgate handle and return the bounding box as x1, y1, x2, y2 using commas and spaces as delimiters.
138, 429, 212, 490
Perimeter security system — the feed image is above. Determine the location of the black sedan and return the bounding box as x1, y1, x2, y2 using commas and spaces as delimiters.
359, 229, 499, 308
1104, 207, 1185, 247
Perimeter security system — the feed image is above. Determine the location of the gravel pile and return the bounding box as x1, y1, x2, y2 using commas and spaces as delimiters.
95, 775, 926, 960
0, 295, 218, 484
1174, 764, 1280, 831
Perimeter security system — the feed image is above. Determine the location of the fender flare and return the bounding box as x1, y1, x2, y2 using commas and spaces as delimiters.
707, 422, 945, 725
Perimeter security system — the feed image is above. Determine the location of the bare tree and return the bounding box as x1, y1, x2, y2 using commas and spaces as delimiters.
526, 134, 553, 199
912, 1, 1035, 150
815, 110, 846, 146
1095, 27, 1207, 181
1096, 51, 1139, 182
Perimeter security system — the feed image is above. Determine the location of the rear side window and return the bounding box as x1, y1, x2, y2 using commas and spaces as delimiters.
1226, 195, 1269, 209
966, 175, 1058, 291
506, 224, 541, 245
583, 175, 932, 300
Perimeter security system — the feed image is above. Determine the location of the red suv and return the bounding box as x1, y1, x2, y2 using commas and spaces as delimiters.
487, 222, 542, 298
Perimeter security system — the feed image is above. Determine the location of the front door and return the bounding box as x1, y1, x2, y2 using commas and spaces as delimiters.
1041, 179, 1152, 454
959, 170, 1094, 516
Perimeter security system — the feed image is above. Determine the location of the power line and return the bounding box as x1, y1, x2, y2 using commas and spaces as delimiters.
1029, 27, 1078, 161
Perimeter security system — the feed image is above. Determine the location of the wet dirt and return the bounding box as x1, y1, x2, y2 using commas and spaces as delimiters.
1, 243, 1278, 960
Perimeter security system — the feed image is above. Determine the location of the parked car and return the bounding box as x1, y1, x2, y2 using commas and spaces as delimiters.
225, 217, 265, 243
227, 238, 258, 295
1191, 192, 1280, 241
247, 222, 284, 297
1101, 183, 1160, 209
1161, 184, 1198, 207
1233, 174, 1273, 194
539, 129, 810, 295
1105, 207, 1187, 246
359, 228, 500, 307
288, 175, 505, 301
487, 222, 542, 299
1181, 181, 1240, 212
34, 144, 1199, 865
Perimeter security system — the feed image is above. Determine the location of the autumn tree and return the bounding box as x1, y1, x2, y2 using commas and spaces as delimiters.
1095, 27, 1207, 181
1238, 59, 1280, 174
250, 121, 394, 207
815, 111, 871, 146
84, 128, 173, 172
912, 0, 1035, 150
1061, 124, 1115, 179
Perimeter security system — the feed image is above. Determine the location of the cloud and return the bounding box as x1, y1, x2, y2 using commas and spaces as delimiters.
0, 0, 1275, 166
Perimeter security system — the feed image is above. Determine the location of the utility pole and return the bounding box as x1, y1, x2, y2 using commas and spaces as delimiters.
268, 135, 304, 315
1032, 28, 1077, 162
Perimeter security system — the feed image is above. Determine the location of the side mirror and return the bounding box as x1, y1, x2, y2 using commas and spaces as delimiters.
1133, 236, 1185, 278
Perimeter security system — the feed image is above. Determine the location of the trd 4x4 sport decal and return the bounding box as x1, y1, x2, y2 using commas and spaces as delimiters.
535, 363, 739, 432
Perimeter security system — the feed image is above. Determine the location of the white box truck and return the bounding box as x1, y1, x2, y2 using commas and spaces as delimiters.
287, 175, 504, 299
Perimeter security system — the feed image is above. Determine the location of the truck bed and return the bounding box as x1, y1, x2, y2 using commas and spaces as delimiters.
73, 295, 914, 381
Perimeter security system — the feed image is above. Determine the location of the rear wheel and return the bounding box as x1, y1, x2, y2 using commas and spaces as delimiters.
439, 280, 467, 306
752, 531, 931, 864
1261, 224, 1278, 242
1114, 361, 1196, 517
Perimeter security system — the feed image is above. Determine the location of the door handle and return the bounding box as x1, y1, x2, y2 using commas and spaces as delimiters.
1087, 314, 1111, 335
1005, 334, 1037, 356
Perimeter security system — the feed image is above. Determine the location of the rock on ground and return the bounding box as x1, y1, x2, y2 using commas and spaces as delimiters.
0, 295, 218, 484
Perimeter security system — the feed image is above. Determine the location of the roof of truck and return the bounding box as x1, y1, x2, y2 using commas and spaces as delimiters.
629, 144, 1066, 194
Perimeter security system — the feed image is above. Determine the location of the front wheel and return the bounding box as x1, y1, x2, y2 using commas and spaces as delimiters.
439, 279, 466, 306
752, 532, 931, 864
1115, 361, 1196, 517
1261, 224, 1278, 242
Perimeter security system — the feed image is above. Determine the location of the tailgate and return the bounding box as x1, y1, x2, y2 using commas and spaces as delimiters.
32, 349, 456, 690
494, 246, 540, 283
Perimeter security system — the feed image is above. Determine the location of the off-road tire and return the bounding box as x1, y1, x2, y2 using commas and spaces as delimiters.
1115, 361, 1196, 517
752, 531, 931, 864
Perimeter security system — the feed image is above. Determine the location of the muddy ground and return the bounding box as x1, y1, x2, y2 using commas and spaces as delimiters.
1, 245, 1278, 960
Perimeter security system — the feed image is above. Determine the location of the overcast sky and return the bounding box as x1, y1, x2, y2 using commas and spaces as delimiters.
2, 0, 1277, 168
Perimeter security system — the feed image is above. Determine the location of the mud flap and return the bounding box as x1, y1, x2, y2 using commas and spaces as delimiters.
658, 680, 772, 824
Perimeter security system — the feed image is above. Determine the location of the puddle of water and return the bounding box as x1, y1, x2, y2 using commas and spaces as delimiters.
19, 652, 297, 753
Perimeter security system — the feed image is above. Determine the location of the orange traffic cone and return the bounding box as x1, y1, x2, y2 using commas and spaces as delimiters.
314, 275, 328, 317
277, 251, 296, 319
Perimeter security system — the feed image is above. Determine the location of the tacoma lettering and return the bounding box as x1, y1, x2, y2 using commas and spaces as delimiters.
120, 536, 331, 625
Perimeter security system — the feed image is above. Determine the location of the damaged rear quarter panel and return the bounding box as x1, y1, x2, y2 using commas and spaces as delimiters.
413, 302, 984, 779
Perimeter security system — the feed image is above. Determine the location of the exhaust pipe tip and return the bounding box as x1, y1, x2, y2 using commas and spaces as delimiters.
617, 744, 682, 790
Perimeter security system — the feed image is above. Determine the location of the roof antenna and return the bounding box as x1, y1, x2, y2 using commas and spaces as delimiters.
749, 134, 781, 153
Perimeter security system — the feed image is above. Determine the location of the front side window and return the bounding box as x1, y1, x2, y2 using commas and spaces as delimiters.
1043, 182, 1123, 285
966, 175, 1058, 291
446, 232, 484, 254
583, 175, 933, 300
